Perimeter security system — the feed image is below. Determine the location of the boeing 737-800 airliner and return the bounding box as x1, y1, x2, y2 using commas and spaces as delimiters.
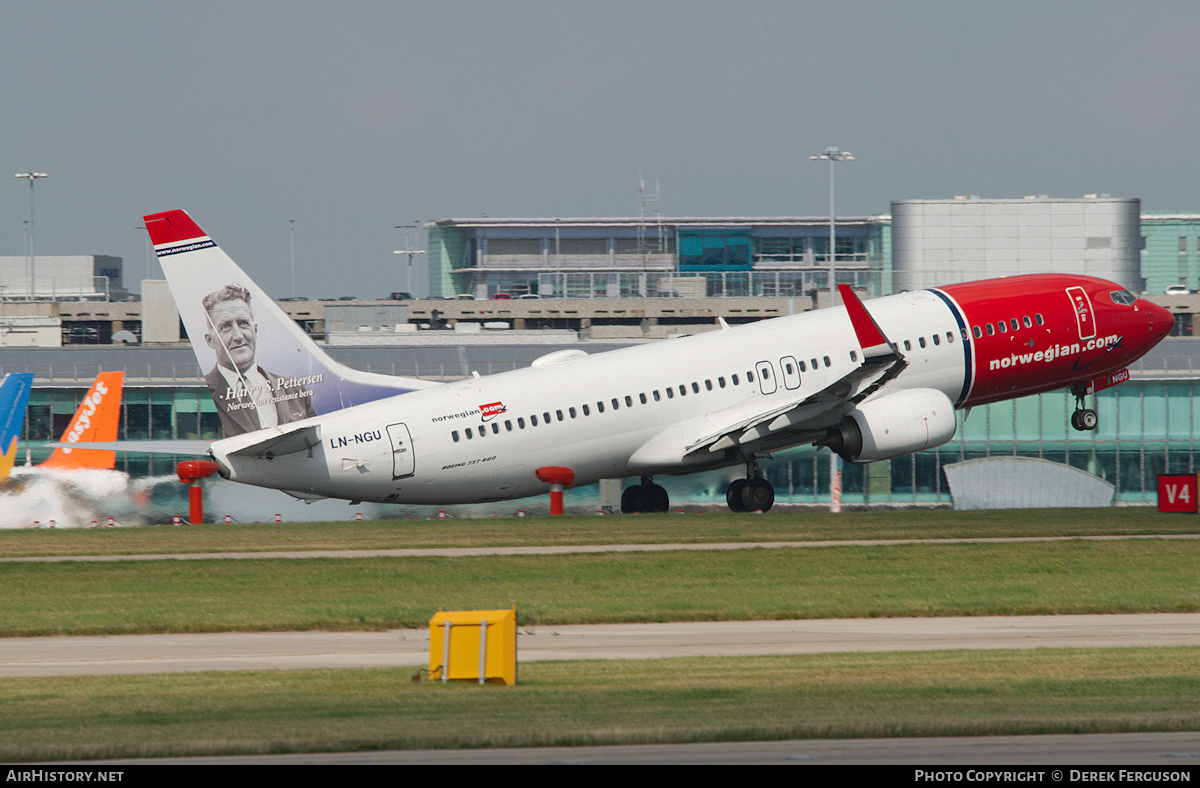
143, 210, 1172, 513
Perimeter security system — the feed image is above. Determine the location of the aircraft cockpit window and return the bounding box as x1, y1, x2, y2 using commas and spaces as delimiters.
1110, 290, 1137, 306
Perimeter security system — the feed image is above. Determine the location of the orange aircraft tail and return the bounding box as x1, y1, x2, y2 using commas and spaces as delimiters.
40, 371, 124, 469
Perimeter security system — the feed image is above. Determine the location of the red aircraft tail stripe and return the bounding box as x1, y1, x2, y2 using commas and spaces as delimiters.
144, 210, 207, 246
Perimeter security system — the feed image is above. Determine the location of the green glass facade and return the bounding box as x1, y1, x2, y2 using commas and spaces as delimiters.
762, 377, 1191, 505
23, 386, 220, 477
21, 376, 1191, 506
1140, 213, 1200, 294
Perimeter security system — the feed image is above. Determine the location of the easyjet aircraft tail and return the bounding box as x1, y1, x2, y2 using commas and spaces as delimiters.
144, 210, 438, 439
40, 371, 124, 470
0, 373, 35, 479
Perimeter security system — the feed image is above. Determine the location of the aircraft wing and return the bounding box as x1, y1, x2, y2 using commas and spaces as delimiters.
685, 285, 907, 457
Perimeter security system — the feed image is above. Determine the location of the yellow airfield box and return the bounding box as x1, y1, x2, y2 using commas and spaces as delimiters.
429, 608, 517, 686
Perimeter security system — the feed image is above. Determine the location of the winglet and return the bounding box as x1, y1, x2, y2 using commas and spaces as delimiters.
838, 284, 896, 360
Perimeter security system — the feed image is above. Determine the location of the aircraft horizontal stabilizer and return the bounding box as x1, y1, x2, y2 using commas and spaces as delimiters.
222, 422, 321, 460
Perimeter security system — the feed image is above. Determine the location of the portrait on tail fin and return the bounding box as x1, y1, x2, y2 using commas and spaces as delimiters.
201, 283, 316, 437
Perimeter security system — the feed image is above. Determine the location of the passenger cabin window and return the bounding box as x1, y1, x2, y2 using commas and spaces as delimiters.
973, 326, 982, 338
1035, 314, 1045, 325
823, 356, 831, 367
998, 322, 1007, 334
986, 323, 995, 335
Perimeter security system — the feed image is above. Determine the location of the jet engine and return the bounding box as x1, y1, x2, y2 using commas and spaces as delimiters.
819, 388, 957, 464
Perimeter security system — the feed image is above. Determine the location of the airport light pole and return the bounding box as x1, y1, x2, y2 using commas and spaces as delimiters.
14, 171, 48, 300
393, 223, 426, 297
810, 147, 853, 513
289, 219, 296, 298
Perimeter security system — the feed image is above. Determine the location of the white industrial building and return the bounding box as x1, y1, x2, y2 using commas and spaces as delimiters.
0, 255, 126, 301
890, 197, 1141, 292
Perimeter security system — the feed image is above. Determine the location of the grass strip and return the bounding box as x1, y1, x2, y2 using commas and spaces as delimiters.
0, 507, 1196, 558
0, 539, 1197, 636
2, 647, 1198, 762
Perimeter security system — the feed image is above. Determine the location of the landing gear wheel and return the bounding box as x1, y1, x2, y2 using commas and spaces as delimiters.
643, 483, 669, 513
622, 481, 670, 513
741, 478, 775, 513
726, 479, 748, 512
621, 485, 641, 514
1071, 408, 1098, 431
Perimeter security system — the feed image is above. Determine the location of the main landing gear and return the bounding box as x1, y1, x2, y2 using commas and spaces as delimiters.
726, 458, 775, 513
621, 476, 669, 513
1070, 383, 1098, 432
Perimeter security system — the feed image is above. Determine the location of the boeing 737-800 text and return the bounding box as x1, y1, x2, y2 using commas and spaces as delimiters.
144, 209, 1172, 513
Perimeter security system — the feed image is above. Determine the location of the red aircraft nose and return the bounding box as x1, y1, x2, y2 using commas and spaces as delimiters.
1144, 300, 1175, 341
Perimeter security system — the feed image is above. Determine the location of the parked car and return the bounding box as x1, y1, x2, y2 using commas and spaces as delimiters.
492, 292, 512, 300
1165, 285, 1190, 295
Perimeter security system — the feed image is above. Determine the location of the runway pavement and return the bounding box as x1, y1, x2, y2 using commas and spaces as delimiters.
3, 613, 1200, 677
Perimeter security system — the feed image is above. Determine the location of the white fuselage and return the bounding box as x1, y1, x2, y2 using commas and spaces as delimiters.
214, 290, 966, 504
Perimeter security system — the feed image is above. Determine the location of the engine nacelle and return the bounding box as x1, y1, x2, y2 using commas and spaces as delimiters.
821, 388, 957, 464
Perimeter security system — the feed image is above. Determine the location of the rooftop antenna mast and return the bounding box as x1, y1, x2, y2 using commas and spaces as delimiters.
637, 167, 663, 267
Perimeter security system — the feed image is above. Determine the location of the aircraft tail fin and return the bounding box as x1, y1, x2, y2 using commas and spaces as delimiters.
0, 373, 34, 479
41, 372, 124, 469
144, 210, 437, 439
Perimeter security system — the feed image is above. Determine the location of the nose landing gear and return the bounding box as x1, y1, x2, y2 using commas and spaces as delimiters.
1070, 383, 1098, 431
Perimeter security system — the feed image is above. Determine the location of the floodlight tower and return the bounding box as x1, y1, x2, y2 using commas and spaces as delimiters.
809, 147, 853, 514
14, 171, 48, 299
393, 223, 426, 297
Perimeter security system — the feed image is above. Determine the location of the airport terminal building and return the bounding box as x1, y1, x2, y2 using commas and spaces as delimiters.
6, 194, 1200, 510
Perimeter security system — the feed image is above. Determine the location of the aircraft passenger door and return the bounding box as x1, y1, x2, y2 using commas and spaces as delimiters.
779, 356, 801, 390
386, 423, 415, 479
756, 361, 778, 395
1066, 286, 1096, 341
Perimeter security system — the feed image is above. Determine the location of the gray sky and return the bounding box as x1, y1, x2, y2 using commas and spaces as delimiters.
2, 0, 1197, 298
